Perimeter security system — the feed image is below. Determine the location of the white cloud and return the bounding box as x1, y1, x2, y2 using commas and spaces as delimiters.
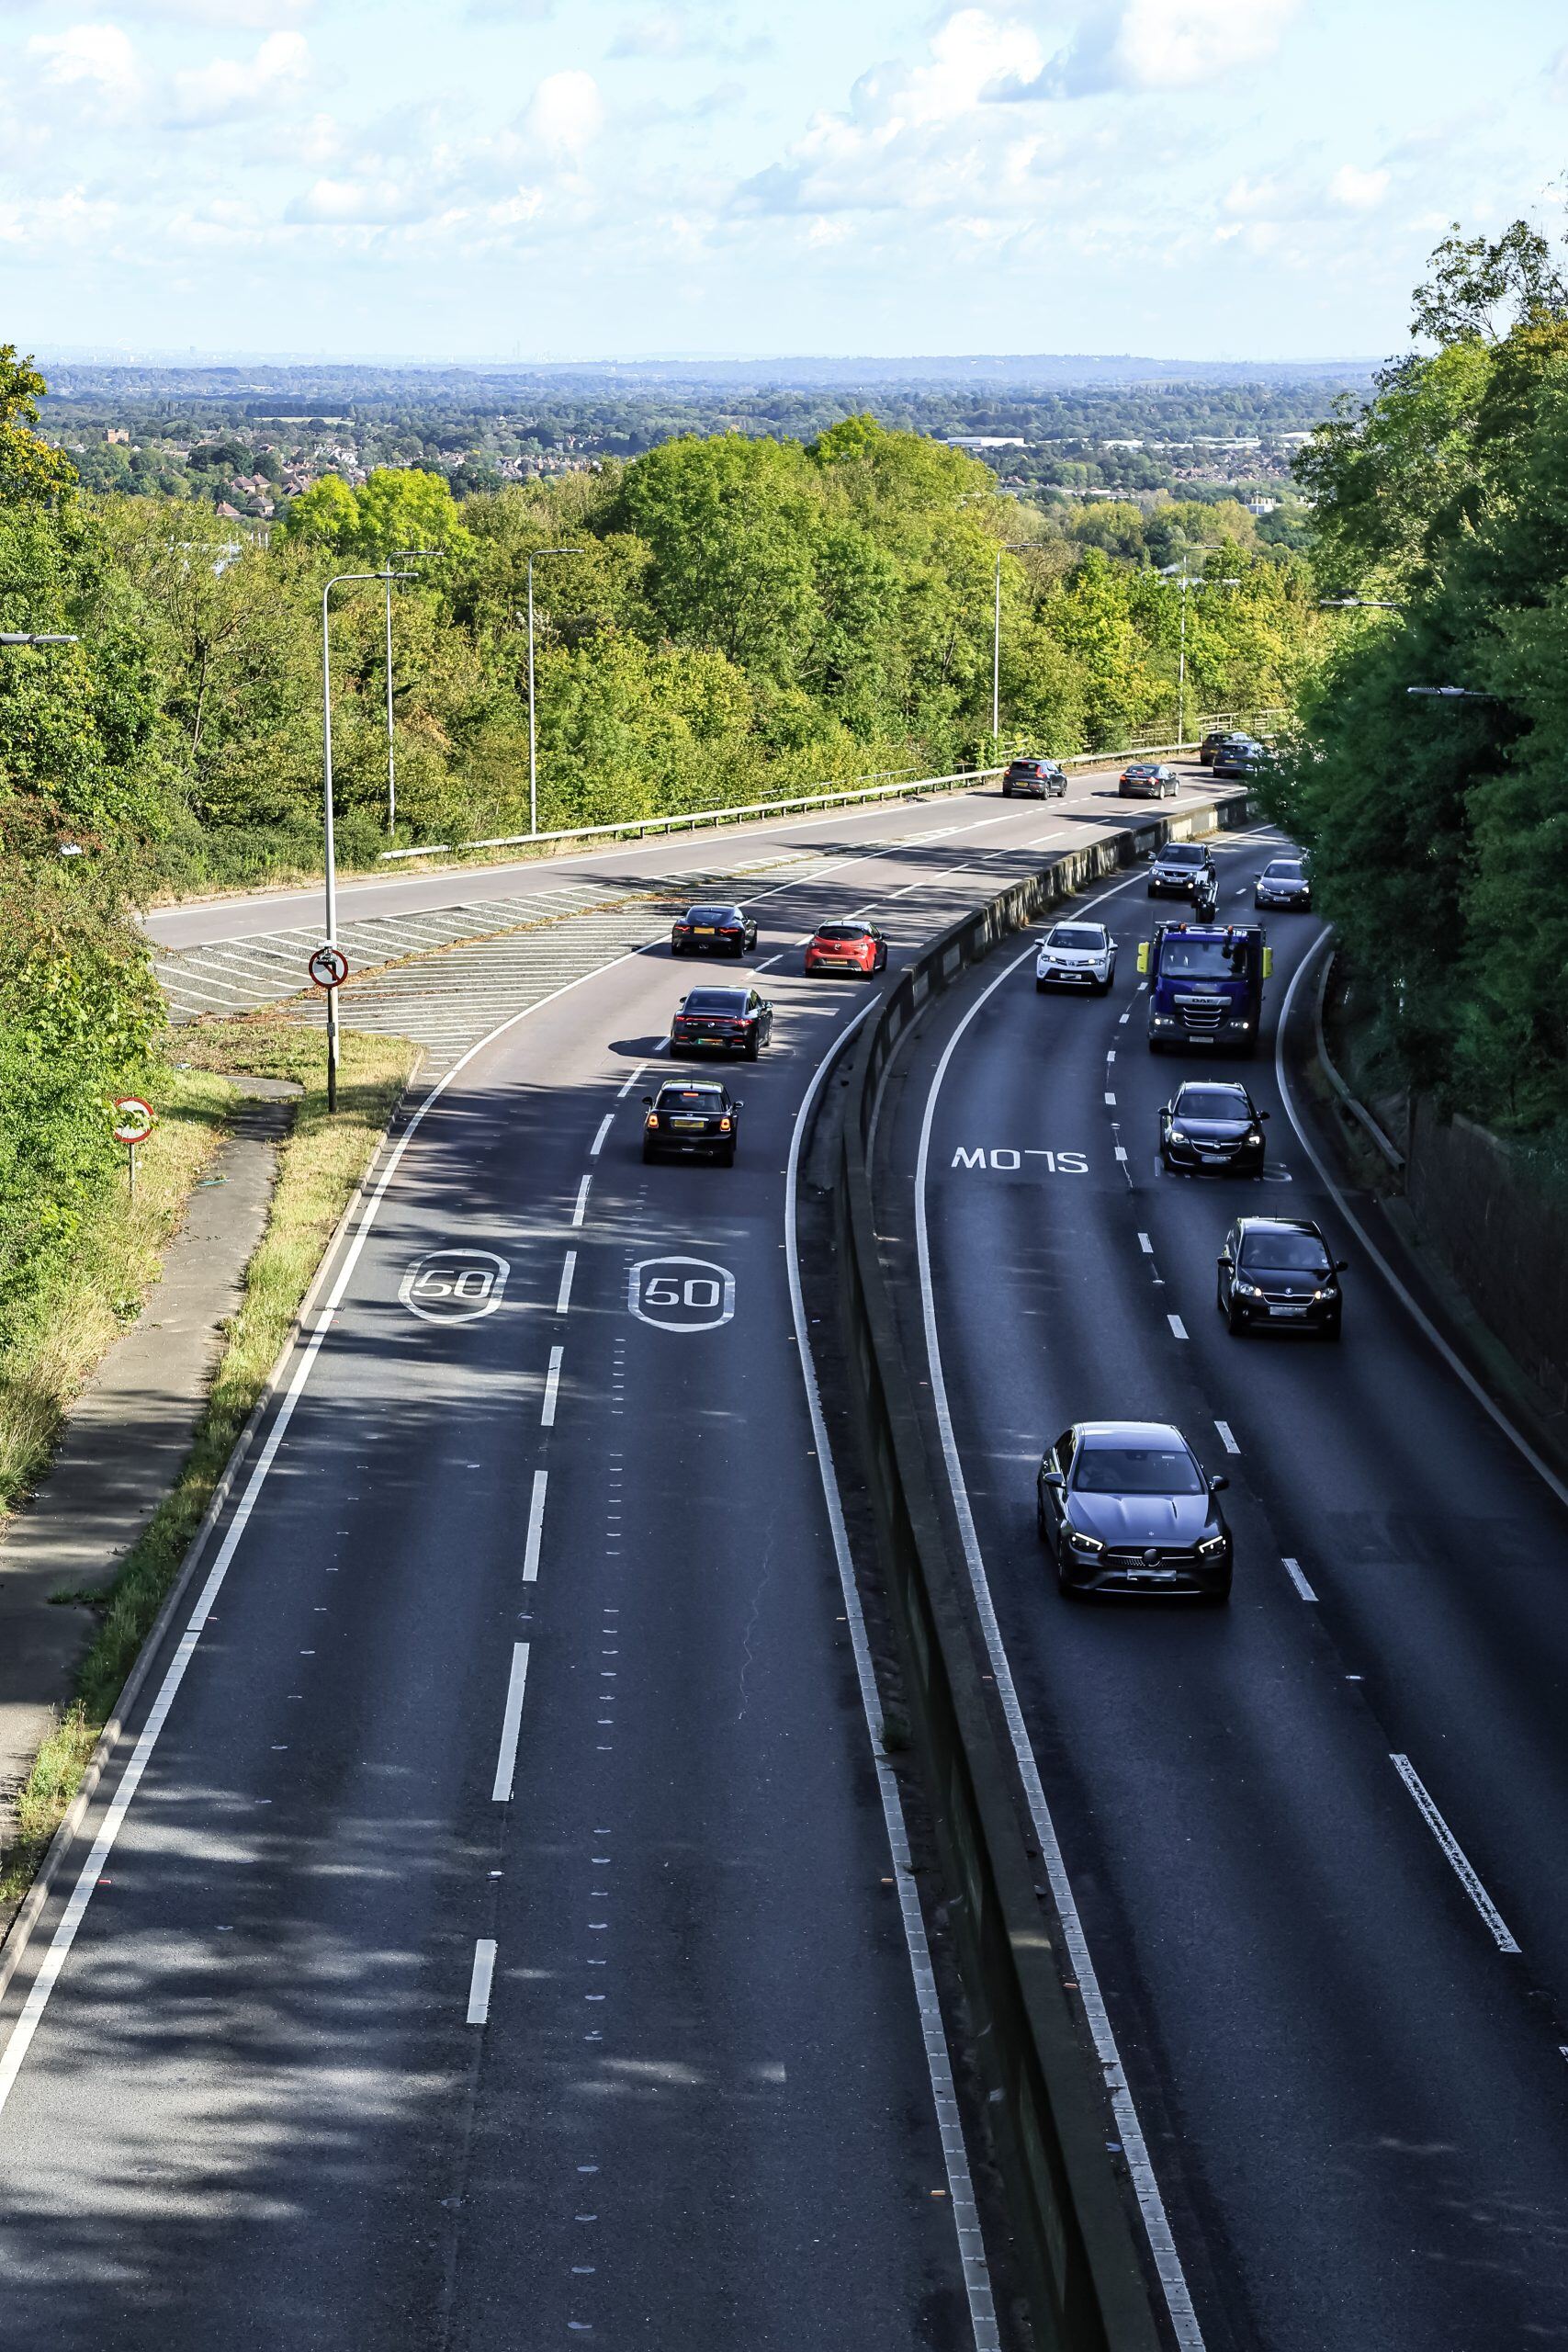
168, 28, 310, 125
287, 175, 423, 225
27, 23, 144, 115
1110, 0, 1300, 87
520, 69, 604, 161
1328, 162, 1391, 209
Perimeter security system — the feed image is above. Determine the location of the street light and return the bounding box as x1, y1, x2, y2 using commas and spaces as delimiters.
1319, 597, 1403, 610
1156, 569, 1240, 744
991, 540, 1043, 741
384, 549, 434, 837
321, 565, 418, 1110
1405, 684, 1500, 698
0, 632, 78, 646
525, 546, 584, 838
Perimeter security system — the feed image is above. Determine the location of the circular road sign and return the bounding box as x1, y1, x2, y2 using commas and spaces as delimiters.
309, 944, 348, 990
112, 1096, 155, 1147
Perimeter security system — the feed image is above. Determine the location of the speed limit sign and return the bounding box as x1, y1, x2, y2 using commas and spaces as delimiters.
309, 943, 348, 990
112, 1096, 155, 1147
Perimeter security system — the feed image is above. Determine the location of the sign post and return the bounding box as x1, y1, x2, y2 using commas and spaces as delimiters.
112, 1096, 155, 1199
309, 944, 349, 1112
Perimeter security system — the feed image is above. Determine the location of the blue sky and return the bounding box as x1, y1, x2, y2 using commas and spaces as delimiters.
2, 0, 1566, 363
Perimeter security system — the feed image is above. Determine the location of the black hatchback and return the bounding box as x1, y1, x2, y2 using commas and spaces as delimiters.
1002, 757, 1067, 799
670, 985, 773, 1059
1160, 1081, 1268, 1175
641, 1080, 741, 1165
1218, 1216, 1345, 1337
671, 903, 757, 957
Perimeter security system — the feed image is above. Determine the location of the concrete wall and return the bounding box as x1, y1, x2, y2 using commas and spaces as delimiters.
1406, 1098, 1568, 1418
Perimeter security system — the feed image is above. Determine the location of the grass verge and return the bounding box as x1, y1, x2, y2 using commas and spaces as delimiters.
0, 1015, 417, 1924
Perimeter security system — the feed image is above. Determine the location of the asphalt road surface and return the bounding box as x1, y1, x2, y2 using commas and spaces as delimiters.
878, 828, 1568, 2351
0, 774, 1238, 2350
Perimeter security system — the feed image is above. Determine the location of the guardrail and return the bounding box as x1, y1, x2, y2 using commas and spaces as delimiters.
805, 781, 1252, 2348
377, 714, 1281, 865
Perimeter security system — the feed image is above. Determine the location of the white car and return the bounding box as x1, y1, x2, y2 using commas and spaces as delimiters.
1036, 921, 1117, 995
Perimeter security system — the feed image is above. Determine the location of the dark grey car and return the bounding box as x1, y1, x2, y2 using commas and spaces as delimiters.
1160, 1080, 1269, 1174
1219, 1216, 1345, 1337
1037, 1421, 1232, 1600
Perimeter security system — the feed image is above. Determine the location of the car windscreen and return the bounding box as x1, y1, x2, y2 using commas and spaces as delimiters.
658, 1087, 726, 1112
1048, 927, 1104, 949
1009, 762, 1046, 774
1263, 861, 1303, 880
682, 990, 747, 1012
1159, 937, 1249, 978
1240, 1230, 1329, 1273
1177, 1088, 1248, 1119
683, 907, 739, 922
815, 926, 867, 942
1160, 845, 1205, 865
1073, 1446, 1204, 1496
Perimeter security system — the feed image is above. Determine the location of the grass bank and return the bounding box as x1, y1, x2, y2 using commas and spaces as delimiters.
0, 1015, 417, 1921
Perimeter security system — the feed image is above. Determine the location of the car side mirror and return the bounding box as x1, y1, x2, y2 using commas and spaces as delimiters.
1336, 1258, 1348, 1272
1041, 1470, 1064, 1489
641, 1095, 652, 1106
1210, 1474, 1229, 1493
735, 1099, 745, 1109
1218, 1250, 1233, 1267
1259, 1111, 1270, 1121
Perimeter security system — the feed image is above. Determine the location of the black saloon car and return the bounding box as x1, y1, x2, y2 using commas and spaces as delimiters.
1254, 856, 1311, 911
1120, 762, 1182, 799
641, 1080, 741, 1166
669, 985, 773, 1059
1037, 1421, 1232, 1600
1199, 730, 1240, 766
671, 903, 758, 957
1213, 737, 1263, 779
1001, 756, 1068, 799
1160, 1080, 1269, 1175
1218, 1216, 1345, 1338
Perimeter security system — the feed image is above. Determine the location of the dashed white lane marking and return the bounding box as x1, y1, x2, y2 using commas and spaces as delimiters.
615, 1061, 646, 1099
491, 1644, 531, 1802
1137, 1232, 1154, 1253
753, 952, 784, 970
1280, 1556, 1318, 1602
522, 1471, 548, 1583
1168, 1313, 1189, 1340
541, 1347, 564, 1429
1390, 1755, 1521, 1955
468, 1939, 498, 2024
589, 1114, 614, 1158
1214, 1420, 1240, 1454
556, 1251, 577, 1316
1103, 1091, 1117, 1106
1119, 1011, 1131, 1024
1115, 1146, 1129, 1162
571, 1175, 592, 1228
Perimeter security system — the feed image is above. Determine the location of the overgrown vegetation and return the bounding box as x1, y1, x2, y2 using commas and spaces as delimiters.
1267, 216, 1568, 1152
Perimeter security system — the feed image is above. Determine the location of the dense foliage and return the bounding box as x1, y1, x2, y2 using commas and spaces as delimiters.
1268, 220, 1568, 1144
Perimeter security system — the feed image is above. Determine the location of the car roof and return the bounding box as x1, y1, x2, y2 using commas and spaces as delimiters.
1176, 1079, 1249, 1099
1074, 1420, 1190, 1449
816, 920, 872, 934
684, 902, 741, 914
1160, 842, 1206, 855
1236, 1215, 1323, 1238
1049, 919, 1106, 933
683, 985, 749, 1003
658, 1078, 728, 1096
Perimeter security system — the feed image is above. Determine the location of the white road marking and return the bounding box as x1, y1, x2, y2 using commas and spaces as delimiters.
1119, 1012, 1131, 1025
541, 1347, 564, 1428
785, 1007, 1000, 2352
1280, 1557, 1318, 1602
571, 1175, 592, 1228
1214, 1420, 1240, 1454
468, 1939, 498, 2023
615, 1061, 646, 1099
555, 1251, 577, 1316
1390, 1755, 1521, 1954
1274, 936, 1568, 1513
1137, 1233, 1154, 1253
909, 860, 1207, 2351
753, 952, 784, 970
1114, 1146, 1129, 1162
1168, 1314, 1189, 1340
491, 1645, 531, 1802
523, 1471, 548, 1583
589, 1114, 613, 1158
1103, 1092, 1116, 1106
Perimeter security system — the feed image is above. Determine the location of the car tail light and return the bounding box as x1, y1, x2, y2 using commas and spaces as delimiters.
646, 1114, 658, 1128
718, 1117, 732, 1132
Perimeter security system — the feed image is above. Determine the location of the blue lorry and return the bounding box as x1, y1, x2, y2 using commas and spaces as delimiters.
1137, 921, 1272, 1056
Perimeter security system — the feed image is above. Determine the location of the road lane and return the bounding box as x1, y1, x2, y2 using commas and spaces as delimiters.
879, 832, 1568, 2350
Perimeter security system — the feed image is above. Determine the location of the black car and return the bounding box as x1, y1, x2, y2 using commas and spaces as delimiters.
1199, 730, 1239, 766
641, 1080, 741, 1166
1037, 1420, 1232, 1600
1147, 840, 1214, 899
1160, 1080, 1269, 1175
1002, 756, 1067, 799
1218, 1216, 1345, 1338
669, 985, 774, 1059
1213, 737, 1263, 779
1254, 855, 1311, 911
671, 903, 758, 957
1120, 762, 1181, 800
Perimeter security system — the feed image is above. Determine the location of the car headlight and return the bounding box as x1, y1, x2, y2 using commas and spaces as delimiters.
1167, 1126, 1190, 1146
1232, 1276, 1261, 1297
1196, 1533, 1227, 1557
1245, 1129, 1263, 1146
1066, 1528, 1104, 1556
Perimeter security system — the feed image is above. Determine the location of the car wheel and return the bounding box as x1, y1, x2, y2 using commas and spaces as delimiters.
1036, 1494, 1048, 1539
1146, 884, 1157, 897
1056, 1563, 1080, 1600
1226, 1299, 1247, 1335
1201, 1580, 1233, 1607
744, 1035, 760, 1061
1323, 1317, 1343, 1342
878, 945, 888, 971
718, 1145, 737, 1168
641, 1142, 657, 1163
1035, 977, 1048, 993
1095, 972, 1111, 995
1001, 785, 1011, 797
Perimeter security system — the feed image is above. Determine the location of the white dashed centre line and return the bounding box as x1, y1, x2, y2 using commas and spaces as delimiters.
615, 1061, 646, 1100
1390, 1755, 1522, 1954
467, 1939, 497, 2024
522, 1470, 548, 1584
556, 1250, 577, 1316
491, 1644, 531, 1802
1137, 1232, 1154, 1253
754, 952, 784, 970
1214, 1420, 1240, 1454
589, 1114, 613, 1158
541, 1347, 564, 1428
1280, 1557, 1318, 1602
571, 1175, 592, 1227
1103, 1092, 1116, 1106
1168, 1313, 1188, 1340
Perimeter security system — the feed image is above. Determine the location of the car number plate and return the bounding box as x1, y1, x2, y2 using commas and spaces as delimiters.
694, 926, 715, 934
1273, 1303, 1309, 1317
671, 1117, 704, 1129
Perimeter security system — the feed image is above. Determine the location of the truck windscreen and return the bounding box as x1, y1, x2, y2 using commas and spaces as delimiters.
1159, 937, 1250, 978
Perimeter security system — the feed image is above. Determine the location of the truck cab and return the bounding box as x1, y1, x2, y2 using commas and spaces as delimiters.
1138, 922, 1271, 1056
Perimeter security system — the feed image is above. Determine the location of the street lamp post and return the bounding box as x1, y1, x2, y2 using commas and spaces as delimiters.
991, 541, 1039, 742
1156, 570, 1240, 743
526, 547, 584, 838
321, 565, 418, 1111
384, 549, 434, 838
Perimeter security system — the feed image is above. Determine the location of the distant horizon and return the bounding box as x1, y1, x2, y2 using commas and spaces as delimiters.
33, 349, 1381, 387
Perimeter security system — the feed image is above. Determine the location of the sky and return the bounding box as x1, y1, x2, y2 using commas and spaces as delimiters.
1, 0, 1566, 366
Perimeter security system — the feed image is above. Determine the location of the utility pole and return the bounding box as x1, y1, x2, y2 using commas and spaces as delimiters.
526, 547, 584, 838
384, 549, 434, 837
991, 541, 1037, 744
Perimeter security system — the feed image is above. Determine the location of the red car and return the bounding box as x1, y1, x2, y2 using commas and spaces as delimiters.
804, 921, 888, 977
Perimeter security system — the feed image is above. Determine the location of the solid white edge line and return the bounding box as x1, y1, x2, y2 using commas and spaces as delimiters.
1280, 1556, 1318, 1603
1389, 1755, 1521, 1955
911, 861, 1209, 2350
784, 1004, 1000, 2352
570, 1174, 592, 1228
1273, 936, 1568, 1513
491, 1644, 531, 1803
541, 1347, 563, 1429
522, 1470, 548, 1584
588, 1114, 614, 1158
468, 1938, 498, 2024
555, 1250, 577, 1317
